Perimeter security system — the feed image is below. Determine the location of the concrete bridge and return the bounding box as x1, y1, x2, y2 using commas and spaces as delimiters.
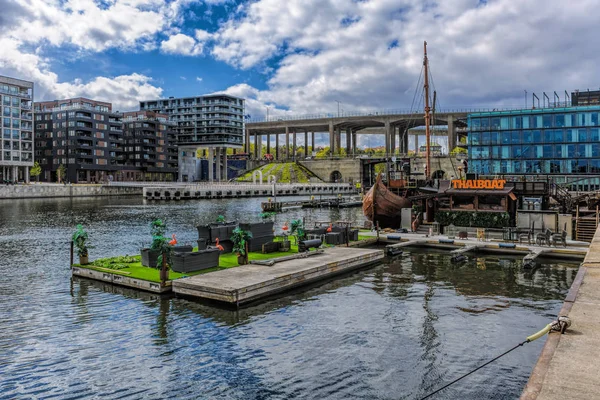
245, 110, 469, 160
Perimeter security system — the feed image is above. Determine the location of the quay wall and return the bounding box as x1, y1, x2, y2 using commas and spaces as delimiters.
521, 225, 600, 399
0, 184, 142, 199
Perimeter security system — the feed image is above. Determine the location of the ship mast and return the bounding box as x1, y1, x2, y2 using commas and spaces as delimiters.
423, 41, 431, 181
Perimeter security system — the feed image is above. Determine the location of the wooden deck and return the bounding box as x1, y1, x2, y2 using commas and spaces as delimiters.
172, 247, 384, 305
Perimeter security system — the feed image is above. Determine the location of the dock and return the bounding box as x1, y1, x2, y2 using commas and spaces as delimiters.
521, 226, 600, 399
172, 247, 384, 305
262, 197, 362, 212
72, 265, 171, 293
143, 182, 357, 201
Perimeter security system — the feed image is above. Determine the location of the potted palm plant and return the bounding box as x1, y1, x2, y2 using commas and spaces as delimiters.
141, 219, 167, 268
72, 224, 91, 265
231, 227, 252, 265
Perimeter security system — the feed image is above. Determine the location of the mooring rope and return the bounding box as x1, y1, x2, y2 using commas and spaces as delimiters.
417, 319, 570, 400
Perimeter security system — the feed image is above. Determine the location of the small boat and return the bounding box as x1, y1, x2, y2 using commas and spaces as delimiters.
363, 174, 412, 228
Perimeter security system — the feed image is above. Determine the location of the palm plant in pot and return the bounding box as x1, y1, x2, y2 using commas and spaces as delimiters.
231, 227, 252, 265
141, 219, 168, 268
72, 224, 92, 265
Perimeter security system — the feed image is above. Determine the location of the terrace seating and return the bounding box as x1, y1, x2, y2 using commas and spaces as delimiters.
518, 223, 534, 245
551, 230, 567, 247
536, 229, 552, 246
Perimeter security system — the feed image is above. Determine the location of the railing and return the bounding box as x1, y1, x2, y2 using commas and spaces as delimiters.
245, 103, 599, 123
108, 181, 353, 187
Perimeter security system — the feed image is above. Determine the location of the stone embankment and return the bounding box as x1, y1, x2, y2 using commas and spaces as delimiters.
0, 183, 142, 199
521, 225, 600, 399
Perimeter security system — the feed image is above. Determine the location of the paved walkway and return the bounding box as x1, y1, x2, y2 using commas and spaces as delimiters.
521, 226, 600, 399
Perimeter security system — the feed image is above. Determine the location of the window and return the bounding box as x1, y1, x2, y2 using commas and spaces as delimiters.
543, 114, 552, 128
512, 116, 522, 129
481, 131, 490, 145
511, 130, 521, 144
523, 130, 532, 143
555, 114, 565, 127
578, 129, 588, 142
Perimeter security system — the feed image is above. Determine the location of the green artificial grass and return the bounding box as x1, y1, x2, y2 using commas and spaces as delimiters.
76, 246, 301, 283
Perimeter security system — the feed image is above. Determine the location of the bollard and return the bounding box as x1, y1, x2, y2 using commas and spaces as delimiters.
70, 241, 74, 268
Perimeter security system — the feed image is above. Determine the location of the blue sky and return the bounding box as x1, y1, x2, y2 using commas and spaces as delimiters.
1, 0, 599, 128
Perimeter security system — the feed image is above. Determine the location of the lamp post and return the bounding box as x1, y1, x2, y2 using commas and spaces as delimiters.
524, 90, 527, 108
335, 101, 341, 117
266, 106, 270, 121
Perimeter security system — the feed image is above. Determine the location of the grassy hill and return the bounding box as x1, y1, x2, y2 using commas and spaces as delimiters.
236, 162, 322, 183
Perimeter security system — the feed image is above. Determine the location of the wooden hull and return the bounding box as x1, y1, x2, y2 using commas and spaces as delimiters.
363, 176, 412, 229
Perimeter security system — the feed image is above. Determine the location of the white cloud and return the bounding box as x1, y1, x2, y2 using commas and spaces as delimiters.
0, 37, 162, 111
160, 33, 204, 56
196, 77, 203, 82
211, 0, 600, 116
180, 76, 187, 80
8, 0, 183, 52
194, 29, 212, 41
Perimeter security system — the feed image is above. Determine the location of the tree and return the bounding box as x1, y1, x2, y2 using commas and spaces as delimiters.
56, 164, 66, 183
30, 161, 42, 182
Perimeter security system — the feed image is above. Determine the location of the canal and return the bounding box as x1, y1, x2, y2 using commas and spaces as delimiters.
0, 197, 578, 399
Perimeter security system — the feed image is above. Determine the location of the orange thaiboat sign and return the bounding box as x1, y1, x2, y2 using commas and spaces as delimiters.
451, 179, 506, 190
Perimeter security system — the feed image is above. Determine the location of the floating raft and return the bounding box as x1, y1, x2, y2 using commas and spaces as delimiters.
172, 247, 384, 305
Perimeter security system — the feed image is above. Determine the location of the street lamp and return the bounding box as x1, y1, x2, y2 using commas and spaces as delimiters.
524, 90, 527, 108
335, 101, 341, 117
266, 106, 271, 121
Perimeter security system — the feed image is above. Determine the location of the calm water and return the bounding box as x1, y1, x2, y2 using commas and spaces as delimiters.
0, 196, 578, 399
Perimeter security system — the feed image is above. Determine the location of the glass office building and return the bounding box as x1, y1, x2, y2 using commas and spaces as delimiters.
468, 105, 600, 190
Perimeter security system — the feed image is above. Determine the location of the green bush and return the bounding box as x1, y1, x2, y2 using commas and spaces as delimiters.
434, 211, 510, 229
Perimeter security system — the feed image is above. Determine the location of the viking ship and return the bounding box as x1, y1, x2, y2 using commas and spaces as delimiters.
362, 174, 411, 229
363, 41, 435, 228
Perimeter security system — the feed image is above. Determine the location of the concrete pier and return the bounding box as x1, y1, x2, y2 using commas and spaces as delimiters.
172, 247, 384, 305
143, 182, 357, 201
521, 226, 600, 399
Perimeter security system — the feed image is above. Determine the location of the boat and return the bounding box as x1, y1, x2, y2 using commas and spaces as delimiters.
363, 41, 436, 228
363, 174, 412, 229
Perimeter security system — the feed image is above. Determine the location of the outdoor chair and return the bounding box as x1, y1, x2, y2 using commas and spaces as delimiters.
551, 230, 567, 247
535, 229, 551, 246
518, 223, 534, 245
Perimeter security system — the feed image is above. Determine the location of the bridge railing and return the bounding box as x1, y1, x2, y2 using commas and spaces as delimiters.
246, 106, 531, 124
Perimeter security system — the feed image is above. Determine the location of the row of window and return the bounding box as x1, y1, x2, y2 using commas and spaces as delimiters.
2, 129, 29, 140
469, 159, 600, 174
1, 151, 32, 161
470, 111, 600, 130
469, 128, 600, 145
470, 143, 600, 159
2, 118, 20, 129
3, 107, 23, 118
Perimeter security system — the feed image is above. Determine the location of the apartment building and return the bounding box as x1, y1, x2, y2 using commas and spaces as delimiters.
122, 110, 178, 181
139, 94, 244, 181
34, 98, 123, 183
0, 75, 34, 182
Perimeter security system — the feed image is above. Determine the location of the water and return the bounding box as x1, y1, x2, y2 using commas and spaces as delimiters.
0, 196, 578, 399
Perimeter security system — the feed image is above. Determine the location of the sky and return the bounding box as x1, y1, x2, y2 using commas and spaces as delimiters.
1, 0, 599, 127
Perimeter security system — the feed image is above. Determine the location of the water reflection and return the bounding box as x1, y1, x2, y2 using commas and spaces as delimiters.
0, 196, 579, 399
